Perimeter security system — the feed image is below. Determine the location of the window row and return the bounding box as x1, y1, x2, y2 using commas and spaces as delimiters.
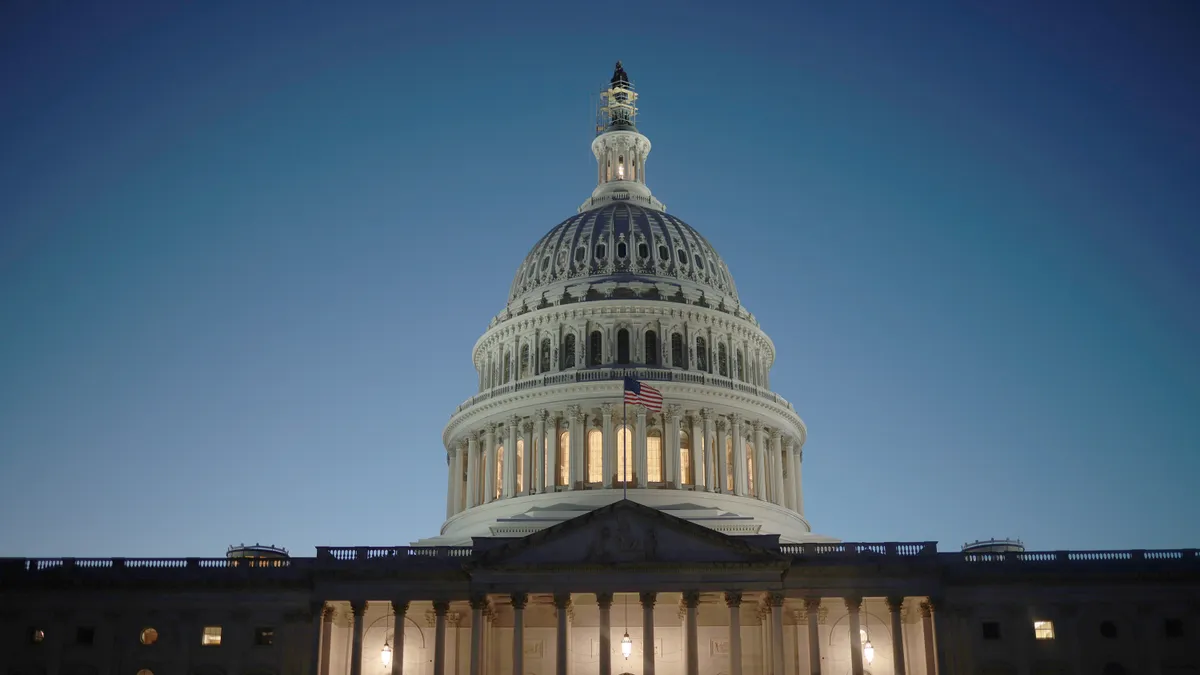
26, 625, 274, 647
979, 617, 1185, 641
480, 329, 768, 389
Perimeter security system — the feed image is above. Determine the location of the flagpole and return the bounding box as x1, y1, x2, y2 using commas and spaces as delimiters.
622, 394, 628, 500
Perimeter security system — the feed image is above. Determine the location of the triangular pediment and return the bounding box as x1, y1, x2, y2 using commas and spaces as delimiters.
471, 500, 786, 569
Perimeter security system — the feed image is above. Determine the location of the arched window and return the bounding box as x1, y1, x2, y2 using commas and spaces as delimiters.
540, 338, 551, 373
520, 344, 530, 379
736, 349, 744, 382
697, 337, 709, 372
589, 331, 603, 366
503, 352, 512, 383
563, 334, 576, 369
516, 438, 524, 493
746, 442, 756, 497
647, 428, 663, 483
557, 431, 570, 486
671, 333, 685, 368
678, 430, 691, 485
726, 437, 735, 492
617, 329, 630, 364
718, 344, 728, 377
617, 240, 627, 259
644, 330, 659, 366
616, 425, 634, 484
587, 429, 603, 484
495, 444, 504, 499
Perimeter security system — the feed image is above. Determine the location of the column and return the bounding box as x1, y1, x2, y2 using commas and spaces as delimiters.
690, 415, 704, 489
635, 408, 648, 487
683, 592, 700, 675
920, 602, 936, 675
716, 419, 729, 493
535, 410, 548, 491
546, 413, 560, 490
522, 421, 534, 495
846, 598, 864, 675
456, 442, 468, 513
665, 406, 681, 487
505, 417, 519, 498
320, 605, 335, 675
308, 602, 325, 675
641, 592, 656, 675
770, 593, 785, 675
804, 598, 821, 675
434, 601, 450, 675
597, 593, 613, 675
769, 430, 784, 505
702, 410, 716, 491
469, 596, 486, 675
484, 425, 498, 503
793, 447, 805, 515
887, 598, 906, 675
390, 601, 409, 675
731, 414, 747, 495
350, 601, 366, 675
567, 405, 584, 488
467, 432, 481, 508
752, 421, 767, 500
602, 403, 615, 487
511, 594, 527, 675
782, 437, 797, 511
446, 448, 456, 518
726, 592, 743, 675
554, 594, 571, 675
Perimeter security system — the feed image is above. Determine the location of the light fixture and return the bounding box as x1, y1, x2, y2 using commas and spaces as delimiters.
381, 641, 393, 667
861, 608, 874, 666
863, 639, 874, 665
621, 632, 633, 659
617, 163, 625, 179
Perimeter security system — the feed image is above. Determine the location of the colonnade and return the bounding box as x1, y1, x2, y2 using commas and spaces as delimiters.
445, 408, 804, 519
310, 593, 938, 675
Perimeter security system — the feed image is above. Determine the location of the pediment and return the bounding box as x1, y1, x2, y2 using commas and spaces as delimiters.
472, 500, 785, 568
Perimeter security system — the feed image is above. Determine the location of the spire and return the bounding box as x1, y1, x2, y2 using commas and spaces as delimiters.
581, 62, 664, 212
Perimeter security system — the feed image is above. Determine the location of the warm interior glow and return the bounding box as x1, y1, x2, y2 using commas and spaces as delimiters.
381, 641, 393, 666
617, 164, 625, 178
1034, 620, 1055, 640
201, 626, 222, 646
621, 632, 633, 659
863, 640, 874, 665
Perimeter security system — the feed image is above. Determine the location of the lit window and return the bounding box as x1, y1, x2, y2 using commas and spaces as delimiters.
616, 425, 633, 484
140, 627, 159, 645
137, 670, 154, 675
1033, 621, 1055, 640
647, 429, 663, 483
557, 431, 570, 486
254, 627, 274, 646
587, 429, 603, 483
202, 626, 222, 646
677, 430, 690, 485
516, 438, 524, 493
495, 445, 504, 499
746, 444, 756, 496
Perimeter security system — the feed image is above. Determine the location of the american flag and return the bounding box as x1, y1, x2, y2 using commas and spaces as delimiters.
623, 377, 663, 412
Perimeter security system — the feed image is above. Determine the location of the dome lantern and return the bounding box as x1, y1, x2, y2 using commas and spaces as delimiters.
583, 61, 664, 213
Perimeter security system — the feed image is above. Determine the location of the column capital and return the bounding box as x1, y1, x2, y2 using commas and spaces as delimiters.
509, 414, 522, 427
750, 419, 763, 432
469, 594, 489, 611
782, 435, 793, 451
458, 438, 469, 451
803, 597, 822, 613
433, 600, 450, 615
728, 413, 742, 425
349, 600, 367, 617
682, 591, 701, 609
391, 600, 411, 615
596, 592, 614, 609
639, 591, 657, 608
511, 593, 529, 610
601, 402, 614, 417
537, 408, 551, 422
471, 429, 484, 443
321, 604, 336, 622
447, 611, 462, 626
768, 428, 781, 442
724, 591, 743, 608
665, 403, 682, 419
636, 407, 648, 420
522, 421, 533, 434
843, 596, 862, 611
700, 407, 714, 421
767, 591, 786, 608
552, 593, 572, 610
716, 419, 727, 432
886, 597, 905, 613
919, 600, 934, 618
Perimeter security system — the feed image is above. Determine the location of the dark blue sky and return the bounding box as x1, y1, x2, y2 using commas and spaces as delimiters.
2, 1, 1197, 557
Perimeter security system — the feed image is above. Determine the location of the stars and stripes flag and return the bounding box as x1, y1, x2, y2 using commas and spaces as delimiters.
623, 377, 663, 412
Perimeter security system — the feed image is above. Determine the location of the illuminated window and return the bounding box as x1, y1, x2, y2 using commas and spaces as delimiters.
677, 430, 690, 484
557, 431, 570, 485
725, 437, 734, 491
587, 429, 603, 483
616, 425, 633, 484
746, 443, 756, 496
495, 445, 504, 498
647, 429, 663, 483
140, 627, 159, 645
516, 438, 525, 493
254, 627, 274, 646
202, 626, 222, 646
1033, 621, 1055, 640
136, 670, 154, 675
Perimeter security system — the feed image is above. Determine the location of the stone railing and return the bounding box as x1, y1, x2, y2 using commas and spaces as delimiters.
779, 542, 938, 557
455, 367, 794, 415
955, 549, 1200, 563
316, 546, 474, 561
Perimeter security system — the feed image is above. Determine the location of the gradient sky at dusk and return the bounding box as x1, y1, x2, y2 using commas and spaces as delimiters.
1, 1, 1198, 557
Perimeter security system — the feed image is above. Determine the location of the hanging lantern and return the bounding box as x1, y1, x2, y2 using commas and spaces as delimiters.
863, 640, 874, 665
381, 640, 393, 667
621, 632, 633, 659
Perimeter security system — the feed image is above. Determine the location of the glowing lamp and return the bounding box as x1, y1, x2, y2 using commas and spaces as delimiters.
863, 640, 874, 665
621, 632, 633, 659
381, 641, 393, 667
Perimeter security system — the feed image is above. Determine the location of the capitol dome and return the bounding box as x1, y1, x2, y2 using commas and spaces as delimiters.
420, 62, 835, 547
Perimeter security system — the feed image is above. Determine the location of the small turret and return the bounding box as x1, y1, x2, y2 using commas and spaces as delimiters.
961, 538, 1025, 554
226, 543, 290, 567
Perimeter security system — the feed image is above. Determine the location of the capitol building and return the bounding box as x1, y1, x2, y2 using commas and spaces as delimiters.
2, 64, 1197, 675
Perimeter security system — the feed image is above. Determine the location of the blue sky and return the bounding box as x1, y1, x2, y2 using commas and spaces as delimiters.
1, 1, 1197, 557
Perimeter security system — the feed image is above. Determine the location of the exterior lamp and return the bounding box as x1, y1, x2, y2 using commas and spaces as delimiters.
621, 632, 633, 659
862, 640, 874, 665
381, 640, 393, 667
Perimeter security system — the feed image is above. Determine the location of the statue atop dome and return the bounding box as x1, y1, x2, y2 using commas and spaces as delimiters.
611, 60, 630, 87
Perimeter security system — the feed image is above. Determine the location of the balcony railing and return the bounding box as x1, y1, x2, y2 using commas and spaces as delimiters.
454, 367, 795, 415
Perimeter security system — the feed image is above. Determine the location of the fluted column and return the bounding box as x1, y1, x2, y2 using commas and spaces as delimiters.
484, 425, 498, 503
522, 421, 533, 494
769, 593, 785, 675
769, 430, 784, 505
504, 417, 519, 498
390, 601, 409, 675
752, 421, 766, 500
782, 437, 796, 511
640, 592, 656, 675
804, 598, 821, 675
715, 420, 728, 493
546, 413, 559, 490
568, 405, 584, 488
597, 593, 613, 675
320, 605, 335, 675
554, 594, 571, 675
602, 403, 615, 487
666, 405, 681, 487
793, 447, 805, 515
308, 602, 325, 675
730, 414, 747, 495
350, 601, 366, 675
445, 448, 456, 518
887, 598, 906, 675
535, 410, 548, 492
469, 596, 486, 675
683, 591, 700, 675
467, 432, 481, 508
846, 598, 864, 675
726, 592, 743, 675
704, 412, 718, 491
434, 601, 449, 675
635, 408, 648, 487
511, 594, 527, 675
